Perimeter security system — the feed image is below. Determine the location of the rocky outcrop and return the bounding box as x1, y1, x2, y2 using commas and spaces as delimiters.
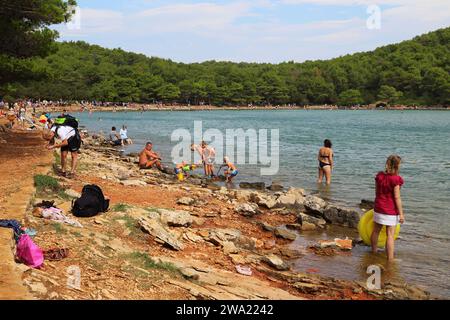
322, 206, 360, 228
303, 195, 327, 216
274, 228, 297, 241
176, 197, 196, 206
262, 254, 290, 271
158, 209, 193, 227
239, 182, 266, 190
234, 203, 260, 217
138, 216, 184, 251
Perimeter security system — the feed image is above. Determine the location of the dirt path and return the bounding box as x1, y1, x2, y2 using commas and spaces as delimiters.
0, 126, 52, 299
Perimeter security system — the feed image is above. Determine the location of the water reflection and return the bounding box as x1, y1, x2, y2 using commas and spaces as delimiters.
358, 250, 404, 286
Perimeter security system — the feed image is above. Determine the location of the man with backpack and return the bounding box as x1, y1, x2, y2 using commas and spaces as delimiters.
43, 115, 82, 178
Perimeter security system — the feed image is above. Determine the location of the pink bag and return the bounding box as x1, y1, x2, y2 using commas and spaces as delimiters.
16, 234, 44, 268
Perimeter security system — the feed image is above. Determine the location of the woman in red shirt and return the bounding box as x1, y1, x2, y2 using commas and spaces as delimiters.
371, 155, 405, 261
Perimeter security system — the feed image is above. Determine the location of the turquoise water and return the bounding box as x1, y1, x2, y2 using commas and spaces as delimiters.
73, 110, 450, 298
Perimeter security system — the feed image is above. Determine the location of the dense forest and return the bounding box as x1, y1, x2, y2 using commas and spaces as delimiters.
2, 26, 450, 106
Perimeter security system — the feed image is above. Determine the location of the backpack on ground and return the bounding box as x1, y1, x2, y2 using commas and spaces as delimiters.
72, 184, 109, 218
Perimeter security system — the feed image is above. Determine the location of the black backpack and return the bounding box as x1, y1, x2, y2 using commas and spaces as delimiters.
54, 114, 79, 130
72, 185, 109, 217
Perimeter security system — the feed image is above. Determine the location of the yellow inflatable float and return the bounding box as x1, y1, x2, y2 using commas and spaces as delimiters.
358, 209, 400, 248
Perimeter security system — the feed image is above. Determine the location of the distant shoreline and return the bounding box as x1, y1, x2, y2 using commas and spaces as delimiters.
35, 104, 450, 114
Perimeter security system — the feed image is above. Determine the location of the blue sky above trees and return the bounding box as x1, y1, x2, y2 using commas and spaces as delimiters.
55, 0, 450, 63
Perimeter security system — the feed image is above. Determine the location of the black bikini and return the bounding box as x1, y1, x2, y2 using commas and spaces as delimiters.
319, 152, 331, 168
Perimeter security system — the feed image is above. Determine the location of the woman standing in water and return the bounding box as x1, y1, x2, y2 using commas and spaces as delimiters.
317, 139, 334, 185
371, 155, 405, 261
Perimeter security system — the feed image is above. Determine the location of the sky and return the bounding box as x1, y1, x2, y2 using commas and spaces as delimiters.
55, 0, 450, 63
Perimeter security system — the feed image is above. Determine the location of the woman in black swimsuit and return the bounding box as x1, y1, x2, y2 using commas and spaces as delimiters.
317, 139, 334, 185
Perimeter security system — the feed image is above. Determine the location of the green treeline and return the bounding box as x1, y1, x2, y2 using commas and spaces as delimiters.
4, 27, 450, 106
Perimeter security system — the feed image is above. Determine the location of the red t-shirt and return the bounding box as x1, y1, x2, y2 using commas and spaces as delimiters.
374, 172, 404, 215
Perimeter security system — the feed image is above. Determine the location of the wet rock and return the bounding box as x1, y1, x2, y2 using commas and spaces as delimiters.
318, 240, 337, 248
301, 222, 317, 231
177, 197, 196, 206
297, 212, 327, 227
159, 209, 193, 227
267, 183, 284, 192
234, 203, 260, 217
262, 254, 289, 271
252, 193, 277, 209
334, 238, 353, 250
322, 206, 360, 228
275, 187, 305, 208
258, 221, 275, 232
360, 199, 375, 210
303, 195, 327, 216
121, 179, 147, 187
138, 216, 184, 251
279, 248, 304, 259
239, 182, 266, 190
274, 228, 297, 241
286, 223, 302, 231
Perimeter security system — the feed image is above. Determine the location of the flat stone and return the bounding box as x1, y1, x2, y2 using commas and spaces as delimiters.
121, 180, 147, 187
222, 241, 239, 255
138, 216, 184, 251
262, 254, 289, 271
297, 212, 327, 227
65, 189, 81, 198
274, 228, 297, 241
177, 197, 196, 206
234, 203, 259, 217
239, 182, 266, 190
158, 209, 193, 227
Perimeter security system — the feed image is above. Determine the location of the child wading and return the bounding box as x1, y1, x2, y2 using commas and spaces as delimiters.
371, 155, 405, 260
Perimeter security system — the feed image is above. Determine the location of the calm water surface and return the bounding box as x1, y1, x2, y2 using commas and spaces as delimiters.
72, 110, 450, 298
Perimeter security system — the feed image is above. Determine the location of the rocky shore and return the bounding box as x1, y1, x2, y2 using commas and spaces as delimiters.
0, 123, 432, 300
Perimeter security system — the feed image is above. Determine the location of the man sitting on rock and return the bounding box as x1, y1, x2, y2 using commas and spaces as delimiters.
139, 141, 164, 170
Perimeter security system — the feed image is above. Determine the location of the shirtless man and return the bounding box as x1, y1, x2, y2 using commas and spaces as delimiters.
139, 142, 163, 170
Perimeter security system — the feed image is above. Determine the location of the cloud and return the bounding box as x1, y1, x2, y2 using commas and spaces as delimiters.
56, 0, 450, 63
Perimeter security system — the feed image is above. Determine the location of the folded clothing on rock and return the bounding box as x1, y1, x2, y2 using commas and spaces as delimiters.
41, 207, 83, 228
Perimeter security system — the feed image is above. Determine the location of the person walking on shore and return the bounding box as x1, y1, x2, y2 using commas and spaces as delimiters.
317, 139, 334, 185
371, 155, 405, 261
43, 124, 82, 178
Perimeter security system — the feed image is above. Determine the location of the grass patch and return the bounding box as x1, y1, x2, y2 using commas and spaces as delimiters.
112, 203, 131, 212
72, 231, 83, 238
34, 175, 61, 193
127, 252, 181, 274
145, 207, 160, 213
52, 223, 67, 234
113, 215, 142, 238
57, 190, 74, 201
53, 151, 61, 165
